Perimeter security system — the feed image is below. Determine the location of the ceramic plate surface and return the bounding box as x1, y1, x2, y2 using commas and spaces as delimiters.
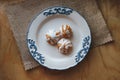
27, 6, 91, 70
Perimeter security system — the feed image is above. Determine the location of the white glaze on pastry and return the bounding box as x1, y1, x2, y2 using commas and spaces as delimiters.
57, 38, 73, 54
60, 25, 73, 38
46, 30, 61, 45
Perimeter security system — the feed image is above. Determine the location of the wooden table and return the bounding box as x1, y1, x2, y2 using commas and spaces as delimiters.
0, 0, 120, 80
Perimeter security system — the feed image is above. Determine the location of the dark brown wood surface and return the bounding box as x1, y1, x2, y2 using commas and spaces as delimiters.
0, 0, 120, 80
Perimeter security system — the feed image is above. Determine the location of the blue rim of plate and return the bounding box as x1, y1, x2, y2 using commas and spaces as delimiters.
26, 6, 91, 70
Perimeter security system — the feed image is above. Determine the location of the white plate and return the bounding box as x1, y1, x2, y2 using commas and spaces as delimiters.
27, 6, 91, 70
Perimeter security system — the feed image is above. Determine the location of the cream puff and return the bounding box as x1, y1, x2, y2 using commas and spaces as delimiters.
57, 38, 73, 54
60, 25, 73, 38
46, 30, 62, 45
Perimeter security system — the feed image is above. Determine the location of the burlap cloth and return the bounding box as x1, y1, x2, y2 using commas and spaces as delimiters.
5, 0, 113, 70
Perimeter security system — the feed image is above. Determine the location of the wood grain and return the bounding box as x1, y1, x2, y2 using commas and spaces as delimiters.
0, 0, 120, 80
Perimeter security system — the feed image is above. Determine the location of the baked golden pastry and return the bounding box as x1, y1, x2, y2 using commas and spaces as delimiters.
60, 25, 73, 38
46, 30, 61, 45
57, 38, 73, 54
